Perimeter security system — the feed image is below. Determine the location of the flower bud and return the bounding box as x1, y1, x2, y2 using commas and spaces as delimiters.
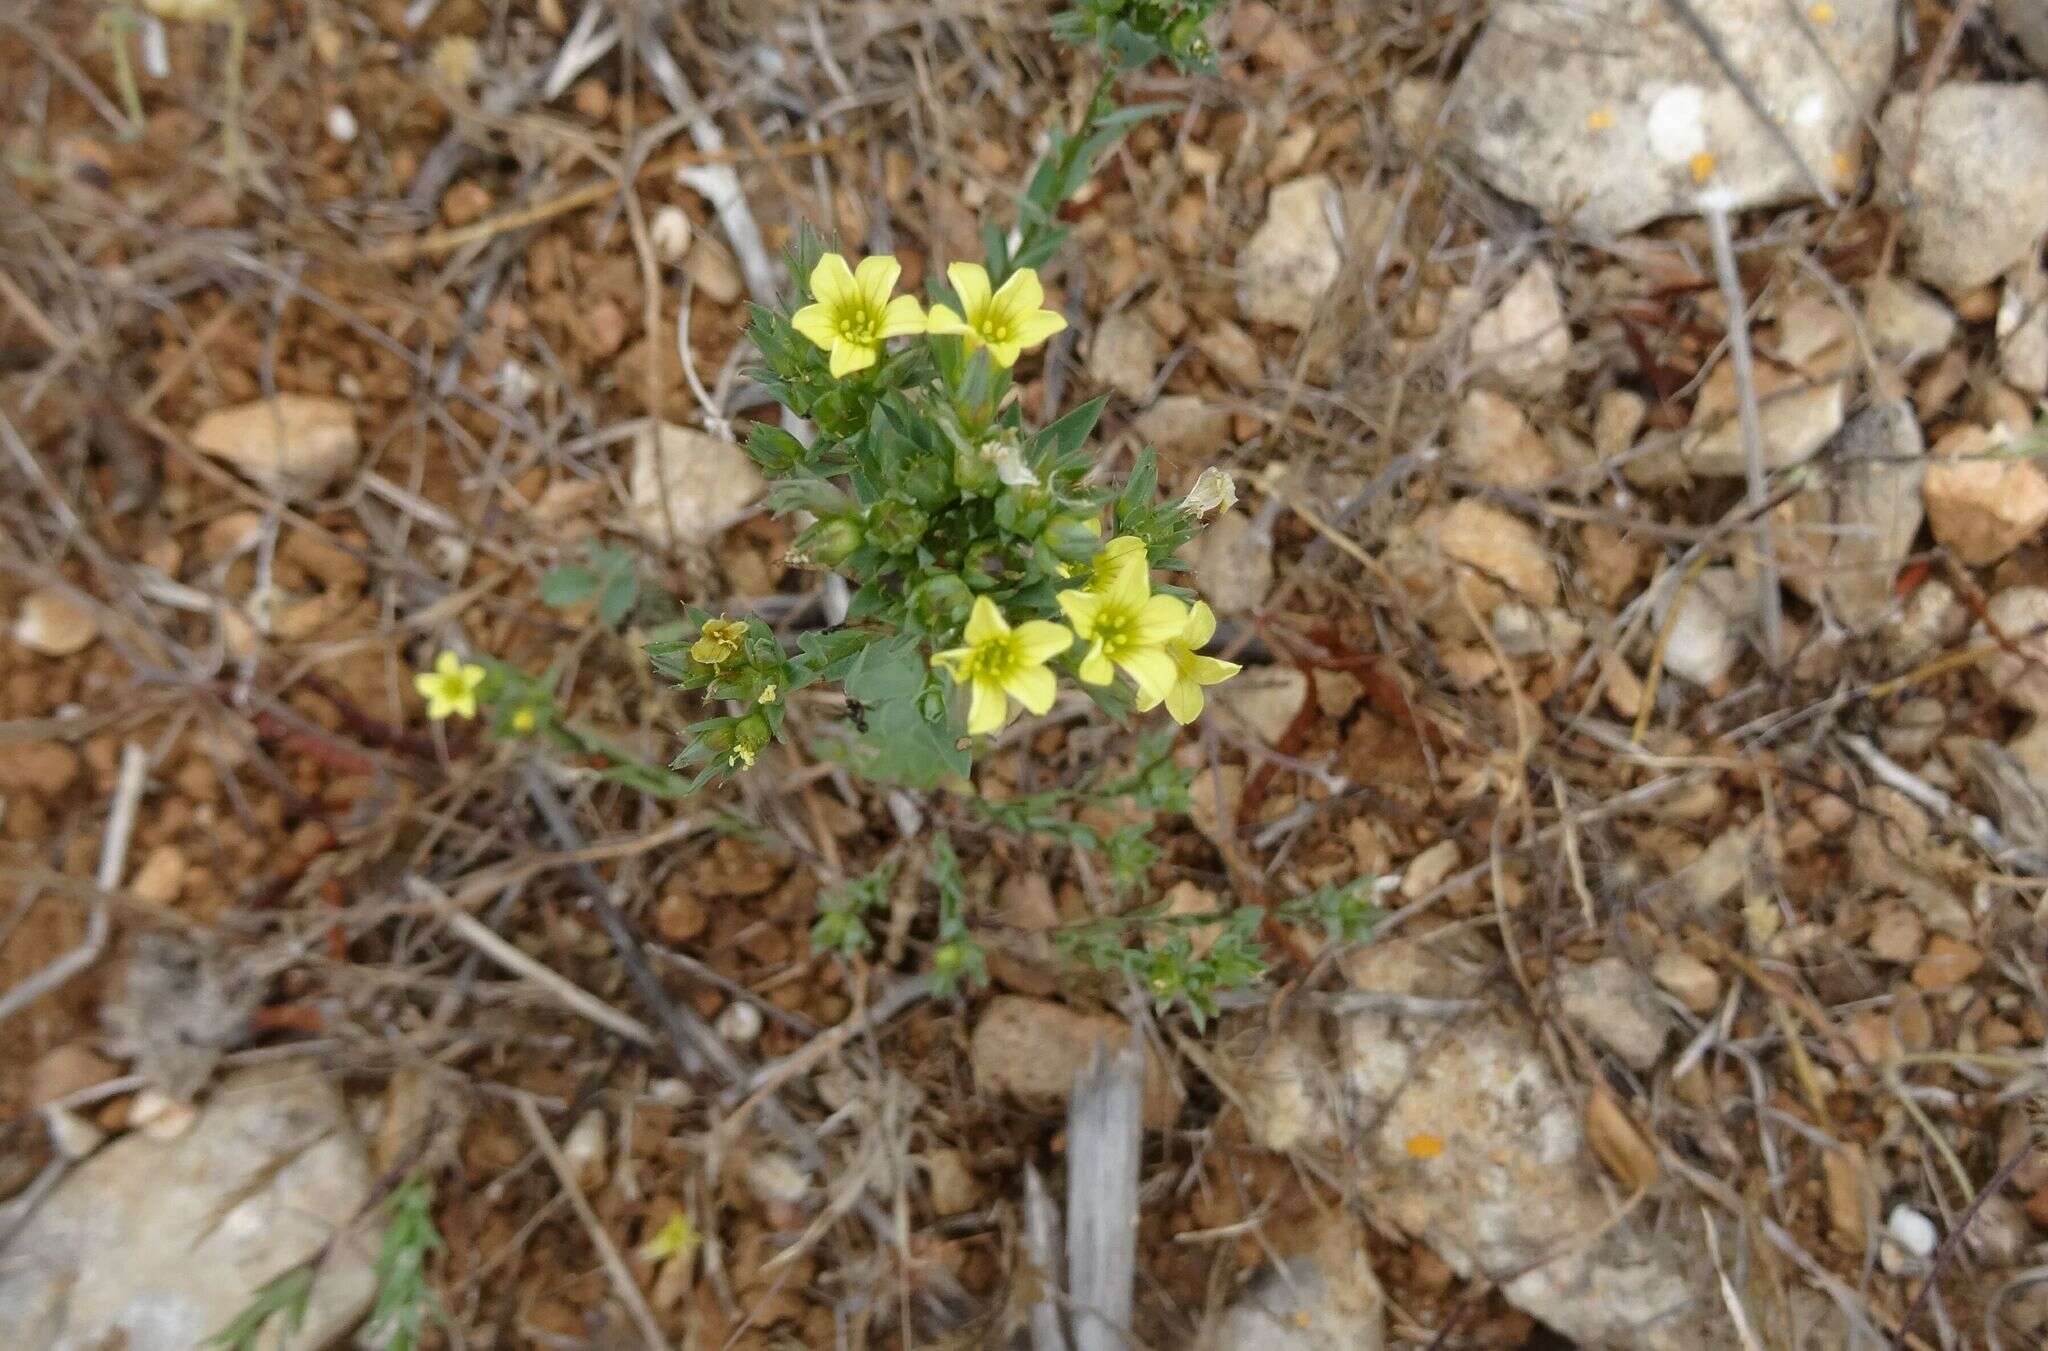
913, 575, 973, 628
794, 517, 862, 569
866, 500, 928, 554
1043, 514, 1105, 564
1180, 467, 1237, 518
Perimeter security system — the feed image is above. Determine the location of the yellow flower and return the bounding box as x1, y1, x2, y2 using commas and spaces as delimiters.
1404, 1132, 1445, 1160
931, 596, 1073, 736
691, 617, 748, 667
510, 706, 539, 735
1136, 601, 1241, 725
926, 263, 1068, 368
415, 651, 485, 720
1056, 539, 1186, 705
637, 1212, 702, 1265
757, 684, 778, 705
1071, 532, 1146, 592
790, 253, 926, 378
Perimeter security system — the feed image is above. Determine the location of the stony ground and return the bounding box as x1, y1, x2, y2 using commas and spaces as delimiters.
6, 1, 2048, 1347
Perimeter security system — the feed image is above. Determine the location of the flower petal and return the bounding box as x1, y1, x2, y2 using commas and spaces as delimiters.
789, 302, 838, 350
987, 342, 1022, 369
931, 645, 973, 678
1008, 308, 1068, 350
414, 672, 441, 700
993, 267, 1044, 321
1133, 592, 1190, 645
1012, 620, 1073, 665
1118, 648, 1179, 704
852, 254, 902, 311
828, 339, 876, 378
946, 261, 994, 323
1164, 676, 1205, 725
808, 253, 857, 310
1182, 600, 1217, 648
926, 302, 971, 338
1004, 663, 1056, 716
1190, 655, 1241, 687
1056, 589, 1105, 634
879, 293, 927, 339
450, 692, 479, 720
966, 678, 1009, 736
1076, 644, 1114, 686
1101, 541, 1151, 610
962, 595, 1007, 646
435, 650, 463, 676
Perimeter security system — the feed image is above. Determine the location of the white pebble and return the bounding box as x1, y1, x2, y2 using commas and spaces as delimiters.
1886, 1204, 1938, 1259
714, 999, 763, 1048
650, 205, 694, 265
324, 104, 358, 144
562, 1108, 609, 1182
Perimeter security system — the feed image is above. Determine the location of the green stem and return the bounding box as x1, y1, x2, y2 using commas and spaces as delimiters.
998, 66, 1120, 284
105, 5, 145, 140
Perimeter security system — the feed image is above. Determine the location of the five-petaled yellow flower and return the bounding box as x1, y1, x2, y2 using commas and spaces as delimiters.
1057, 537, 1187, 706
926, 263, 1068, 369
415, 651, 485, 720
691, 617, 748, 667
790, 253, 927, 378
932, 596, 1073, 736
1136, 601, 1241, 725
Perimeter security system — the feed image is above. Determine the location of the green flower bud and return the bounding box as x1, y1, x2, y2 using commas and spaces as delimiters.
1043, 514, 1105, 563
728, 712, 772, 769
901, 455, 954, 509
913, 574, 973, 628
952, 438, 998, 495
794, 517, 863, 569
866, 500, 928, 554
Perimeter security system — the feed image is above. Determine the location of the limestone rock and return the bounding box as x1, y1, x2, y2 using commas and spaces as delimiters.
1995, 0, 2048, 72
1201, 1219, 1386, 1351
1131, 395, 1232, 460
1773, 402, 1925, 632
1190, 510, 1275, 616
625, 422, 765, 548
1997, 279, 2048, 396
1659, 566, 1750, 687
1237, 175, 1342, 331
1685, 381, 1844, 477
1923, 425, 2048, 566
1448, 0, 1894, 235
0, 1061, 375, 1350
1981, 586, 2048, 714
1452, 388, 1558, 488
13, 588, 98, 656
1878, 83, 2048, 295
1468, 263, 1570, 397
1436, 499, 1558, 605
1555, 957, 1672, 1070
190, 395, 360, 497
1213, 666, 1309, 745
1088, 309, 1162, 400
1863, 277, 1957, 367
969, 996, 1182, 1129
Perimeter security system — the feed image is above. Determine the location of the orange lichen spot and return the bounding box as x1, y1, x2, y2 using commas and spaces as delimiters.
1810, 2, 1836, 22
1689, 151, 1718, 184
1586, 107, 1616, 133
1405, 1132, 1445, 1160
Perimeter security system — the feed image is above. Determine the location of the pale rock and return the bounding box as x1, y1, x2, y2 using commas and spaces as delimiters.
1923, 425, 2048, 565
1468, 262, 1570, 397
128, 845, 188, 907
1237, 175, 1342, 331
13, 588, 98, 656
1995, 0, 2048, 72
1863, 277, 1957, 367
1214, 666, 1308, 745
1389, 78, 1447, 146
1658, 566, 1751, 686
1399, 840, 1460, 900
1885, 577, 1968, 665
1650, 950, 1721, 1015
1885, 1204, 1938, 1260
1491, 602, 1582, 658
1866, 905, 1925, 964
562, 1108, 609, 1189
190, 395, 360, 497
922, 1148, 981, 1217
625, 422, 765, 548
1685, 380, 1844, 476
129, 1088, 197, 1140
743, 1151, 810, 1207
1682, 826, 1754, 909
1997, 279, 2048, 395
683, 236, 744, 305
28, 1043, 120, 1108
970, 996, 1182, 1129
43, 1103, 106, 1160
1197, 321, 1265, 387
1961, 1194, 2029, 1267
1878, 83, 2048, 295
1592, 387, 1648, 459
1189, 510, 1275, 615
0, 1061, 375, 1350
1201, 1219, 1386, 1351
1088, 309, 1162, 400
1240, 940, 1744, 1348
1554, 957, 1671, 1070
1132, 395, 1233, 460
1448, 0, 1894, 235
1772, 402, 1925, 632
714, 998, 763, 1048
1982, 588, 2048, 714
1770, 293, 1855, 380
1436, 499, 1558, 605
649, 204, 693, 265
1188, 764, 1244, 848
1452, 388, 1558, 489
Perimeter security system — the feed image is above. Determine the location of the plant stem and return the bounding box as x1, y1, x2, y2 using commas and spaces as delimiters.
105, 5, 146, 140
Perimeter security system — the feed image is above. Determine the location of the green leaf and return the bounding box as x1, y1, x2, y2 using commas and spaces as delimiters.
205, 1266, 313, 1349
597, 569, 639, 627
841, 635, 926, 704
539, 565, 598, 607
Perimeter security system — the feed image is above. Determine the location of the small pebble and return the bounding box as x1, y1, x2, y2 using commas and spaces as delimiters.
1885, 1204, 1937, 1259
714, 999, 763, 1049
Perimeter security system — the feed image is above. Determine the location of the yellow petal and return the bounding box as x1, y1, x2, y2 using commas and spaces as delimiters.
1164, 677, 1205, 725
992, 267, 1045, 321
1076, 644, 1114, 686
1133, 593, 1189, 645
435, 650, 463, 676
414, 671, 441, 701
966, 678, 1009, 735
1132, 680, 1165, 713
879, 292, 927, 339
1183, 600, 1218, 648
1004, 663, 1056, 716
962, 595, 1007, 645
947, 261, 994, 323
1191, 655, 1240, 687
1101, 540, 1152, 609
808, 253, 858, 310
1012, 620, 1073, 665
987, 342, 1022, 369
852, 254, 902, 311
1118, 648, 1179, 704
932, 645, 973, 677
1056, 589, 1105, 634
450, 691, 479, 719
926, 303, 971, 338
1008, 309, 1068, 349
790, 302, 839, 350
829, 339, 876, 378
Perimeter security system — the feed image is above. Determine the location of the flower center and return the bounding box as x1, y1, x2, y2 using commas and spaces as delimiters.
979, 310, 1015, 343
1092, 609, 1137, 657
835, 303, 879, 344
965, 635, 1021, 683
